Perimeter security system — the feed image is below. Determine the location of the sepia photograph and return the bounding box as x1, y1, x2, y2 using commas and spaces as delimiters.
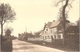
0, 0, 79, 52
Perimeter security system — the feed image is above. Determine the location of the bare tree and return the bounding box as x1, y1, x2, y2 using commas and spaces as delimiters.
0, 3, 16, 36
53, 0, 74, 44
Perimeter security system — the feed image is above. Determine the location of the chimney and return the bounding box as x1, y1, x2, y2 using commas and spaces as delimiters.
53, 20, 55, 22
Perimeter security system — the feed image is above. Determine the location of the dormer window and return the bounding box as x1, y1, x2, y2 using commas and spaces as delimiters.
46, 28, 48, 31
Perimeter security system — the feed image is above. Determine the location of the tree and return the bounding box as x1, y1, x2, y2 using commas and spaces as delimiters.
0, 3, 16, 36
4, 27, 13, 36
5, 29, 11, 37
34, 31, 41, 37
2, 28, 13, 52
53, 0, 74, 44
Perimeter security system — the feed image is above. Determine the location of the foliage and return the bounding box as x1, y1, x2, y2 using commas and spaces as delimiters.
5, 28, 12, 36
34, 31, 41, 37
0, 3, 16, 24
0, 3, 16, 35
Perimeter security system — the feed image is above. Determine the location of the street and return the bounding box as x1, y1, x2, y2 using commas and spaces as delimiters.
12, 39, 65, 52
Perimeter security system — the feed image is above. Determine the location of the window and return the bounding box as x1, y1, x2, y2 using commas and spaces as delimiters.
54, 35, 56, 39
58, 35, 61, 39
48, 36, 49, 39
43, 37, 44, 39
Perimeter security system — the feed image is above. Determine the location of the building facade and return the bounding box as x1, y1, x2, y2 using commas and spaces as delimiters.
40, 20, 70, 44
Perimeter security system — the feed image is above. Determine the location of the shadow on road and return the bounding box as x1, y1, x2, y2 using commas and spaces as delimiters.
24, 41, 79, 52
13, 46, 35, 50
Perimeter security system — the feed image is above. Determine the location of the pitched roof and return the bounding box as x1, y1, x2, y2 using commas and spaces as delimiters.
44, 21, 61, 29
50, 21, 60, 28
45, 22, 52, 28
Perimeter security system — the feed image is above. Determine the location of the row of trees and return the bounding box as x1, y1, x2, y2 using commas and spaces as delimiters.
18, 31, 41, 41
18, 32, 33, 40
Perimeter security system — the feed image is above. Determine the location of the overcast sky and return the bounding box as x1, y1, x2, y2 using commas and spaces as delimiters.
0, 0, 79, 36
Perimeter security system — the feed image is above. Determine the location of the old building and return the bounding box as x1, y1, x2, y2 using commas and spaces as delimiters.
40, 20, 70, 44
65, 26, 79, 45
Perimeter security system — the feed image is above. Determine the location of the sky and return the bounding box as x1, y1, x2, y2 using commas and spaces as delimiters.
0, 0, 79, 37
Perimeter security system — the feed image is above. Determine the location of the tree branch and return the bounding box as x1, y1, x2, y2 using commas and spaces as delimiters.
55, 0, 65, 6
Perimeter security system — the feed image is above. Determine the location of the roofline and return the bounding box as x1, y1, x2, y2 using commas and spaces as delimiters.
50, 21, 61, 29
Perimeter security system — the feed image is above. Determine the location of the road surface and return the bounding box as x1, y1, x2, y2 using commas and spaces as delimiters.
12, 39, 65, 52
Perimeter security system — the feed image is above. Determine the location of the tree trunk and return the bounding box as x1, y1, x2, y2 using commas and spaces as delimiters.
1, 22, 3, 36
1, 21, 3, 51
62, 0, 69, 44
